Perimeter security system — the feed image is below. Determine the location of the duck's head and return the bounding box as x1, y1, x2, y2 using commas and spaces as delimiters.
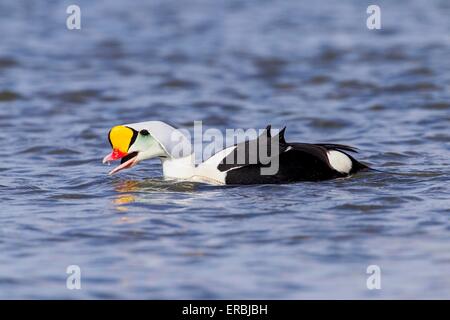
102, 121, 191, 175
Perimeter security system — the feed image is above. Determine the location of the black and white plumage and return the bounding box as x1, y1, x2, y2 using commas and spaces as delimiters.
103, 121, 369, 185
217, 125, 368, 184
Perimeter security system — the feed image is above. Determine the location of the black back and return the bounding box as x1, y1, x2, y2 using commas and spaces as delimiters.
220, 126, 368, 185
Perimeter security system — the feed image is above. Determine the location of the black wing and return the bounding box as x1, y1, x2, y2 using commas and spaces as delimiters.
217, 125, 288, 172
220, 126, 367, 184
314, 143, 359, 153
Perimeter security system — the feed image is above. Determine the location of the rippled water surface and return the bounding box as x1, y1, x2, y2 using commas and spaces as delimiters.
1, 0, 449, 299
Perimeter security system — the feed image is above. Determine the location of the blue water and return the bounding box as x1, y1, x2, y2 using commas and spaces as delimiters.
0, 0, 449, 299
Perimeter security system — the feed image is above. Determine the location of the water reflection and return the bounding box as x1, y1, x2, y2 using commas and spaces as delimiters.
112, 178, 208, 210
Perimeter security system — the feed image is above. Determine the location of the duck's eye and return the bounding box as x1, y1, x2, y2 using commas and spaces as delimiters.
140, 129, 150, 136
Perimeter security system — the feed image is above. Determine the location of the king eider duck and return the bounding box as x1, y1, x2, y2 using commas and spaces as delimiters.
102, 121, 369, 185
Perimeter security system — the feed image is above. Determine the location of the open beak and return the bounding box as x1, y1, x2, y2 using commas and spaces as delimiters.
103, 149, 139, 175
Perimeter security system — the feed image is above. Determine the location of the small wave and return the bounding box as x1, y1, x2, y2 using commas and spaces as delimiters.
404, 67, 433, 76
94, 39, 125, 60
369, 104, 386, 111
0, 90, 22, 102
158, 78, 198, 89
53, 89, 102, 104
426, 134, 450, 142
335, 203, 388, 212
316, 48, 346, 63
56, 159, 99, 167
338, 80, 377, 90
253, 57, 287, 78
308, 118, 351, 129
383, 82, 439, 92
0, 57, 18, 69
18, 146, 81, 155
306, 75, 331, 85
422, 102, 449, 110
49, 193, 100, 200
